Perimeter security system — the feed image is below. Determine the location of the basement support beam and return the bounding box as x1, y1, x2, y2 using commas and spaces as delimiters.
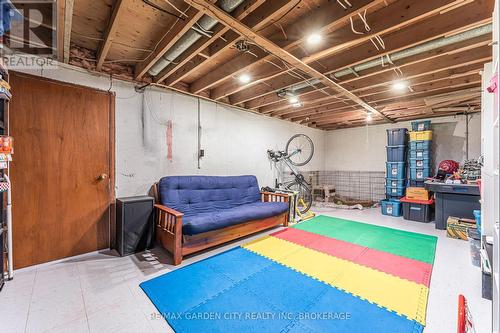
182, 0, 394, 122
97, 0, 128, 71
63, 0, 74, 63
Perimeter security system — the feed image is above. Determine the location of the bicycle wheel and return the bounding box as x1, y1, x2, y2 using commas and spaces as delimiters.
286, 181, 312, 215
285, 134, 314, 166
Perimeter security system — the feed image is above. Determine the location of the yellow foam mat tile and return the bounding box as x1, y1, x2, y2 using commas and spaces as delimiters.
243, 237, 429, 325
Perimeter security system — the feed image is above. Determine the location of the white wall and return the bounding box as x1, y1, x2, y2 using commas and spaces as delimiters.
325, 115, 481, 172
18, 64, 325, 197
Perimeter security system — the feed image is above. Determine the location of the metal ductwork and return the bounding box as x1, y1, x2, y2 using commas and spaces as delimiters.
285, 24, 492, 93
148, 0, 245, 76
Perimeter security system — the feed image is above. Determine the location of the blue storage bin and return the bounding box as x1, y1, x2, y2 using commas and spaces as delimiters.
409, 157, 431, 168
381, 199, 403, 217
409, 140, 431, 150
386, 162, 406, 179
408, 179, 425, 188
411, 120, 431, 131
409, 149, 431, 159
386, 186, 406, 197
410, 167, 431, 180
387, 128, 408, 146
386, 178, 406, 187
386, 145, 406, 162
473, 210, 481, 235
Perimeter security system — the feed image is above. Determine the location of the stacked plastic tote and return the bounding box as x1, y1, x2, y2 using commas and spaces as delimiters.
381, 128, 408, 217
408, 121, 432, 186
400, 121, 434, 223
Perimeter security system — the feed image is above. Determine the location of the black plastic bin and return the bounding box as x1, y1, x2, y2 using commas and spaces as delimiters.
386, 128, 408, 146
400, 197, 434, 223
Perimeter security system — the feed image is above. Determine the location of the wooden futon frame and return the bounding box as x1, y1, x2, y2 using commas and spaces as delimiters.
152, 184, 289, 265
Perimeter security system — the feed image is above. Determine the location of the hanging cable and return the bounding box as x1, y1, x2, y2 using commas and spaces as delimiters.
350, 16, 364, 35
142, 0, 185, 20
358, 10, 371, 32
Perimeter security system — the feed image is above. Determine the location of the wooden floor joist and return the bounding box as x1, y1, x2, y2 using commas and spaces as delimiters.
183, 0, 394, 122
62, 0, 494, 129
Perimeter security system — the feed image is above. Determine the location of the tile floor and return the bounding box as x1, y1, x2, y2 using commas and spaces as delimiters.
0, 208, 492, 333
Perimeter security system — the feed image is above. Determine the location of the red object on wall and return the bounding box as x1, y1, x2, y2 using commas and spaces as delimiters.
166, 120, 173, 162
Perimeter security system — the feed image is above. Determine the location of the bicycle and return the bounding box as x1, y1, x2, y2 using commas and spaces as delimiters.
267, 134, 315, 214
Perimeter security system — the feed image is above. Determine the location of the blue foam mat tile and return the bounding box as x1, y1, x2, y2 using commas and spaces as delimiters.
205, 247, 274, 283
172, 282, 292, 333
296, 287, 424, 333
237, 262, 331, 315
140, 246, 424, 333
140, 258, 236, 315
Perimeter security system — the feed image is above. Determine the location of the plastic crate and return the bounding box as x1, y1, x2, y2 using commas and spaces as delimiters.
386, 128, 408, 146
386, 178, 406, 187
409, 140, 431, 150
409, 149, 431, 159
400, 197, 434, 223
386, 185, 406, 197
409, 157, 431, 168
386, 162, 406, 179
410, 167, 431, 180
473, 210, 481, 236
409, 130, 433, 141
386, 145, 407, 162
408, 179, 425, 188
381, 199, 403, 217
411, 120, 431, 131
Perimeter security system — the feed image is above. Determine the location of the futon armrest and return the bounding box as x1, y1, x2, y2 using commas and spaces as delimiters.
261, 191, 290, 203
154, 204, 184, 218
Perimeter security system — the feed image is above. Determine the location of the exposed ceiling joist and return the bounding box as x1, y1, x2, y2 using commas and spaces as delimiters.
211, 0, 464, 101
182, 0, 393, 122
156, 0, 295, 85
268, 43, 491, 120
152, 0, 267, 84
190, 0, 379, 96
96, 0, 128, 71
235, 0, 493, 107
134, 6, 206, 79
63, 0, 75, 63
257, 33, 491, 112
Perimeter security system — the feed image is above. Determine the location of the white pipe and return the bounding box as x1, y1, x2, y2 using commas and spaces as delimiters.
148, 0, 245, 76
287, 24, 492, 93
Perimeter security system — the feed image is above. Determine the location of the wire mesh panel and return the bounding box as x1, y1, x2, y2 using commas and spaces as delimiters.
303, 170, 386, 203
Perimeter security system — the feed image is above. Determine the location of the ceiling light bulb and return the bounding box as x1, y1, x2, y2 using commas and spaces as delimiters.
239, 74, 251, 84
393, 81, 408, 91
289, 96, 299, 104
292, 102, 303, 108
366, 112, 373, 122
307, 33, 322, 45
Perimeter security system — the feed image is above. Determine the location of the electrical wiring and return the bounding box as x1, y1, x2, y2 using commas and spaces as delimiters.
142, 0, 185, 20
72, 31, 154, 53
162, 0, 189, 18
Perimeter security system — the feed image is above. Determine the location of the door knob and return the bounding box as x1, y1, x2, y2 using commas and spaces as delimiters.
97, 173, 109, 181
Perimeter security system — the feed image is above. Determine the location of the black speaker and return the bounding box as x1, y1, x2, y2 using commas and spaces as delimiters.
116, 196, 154, 257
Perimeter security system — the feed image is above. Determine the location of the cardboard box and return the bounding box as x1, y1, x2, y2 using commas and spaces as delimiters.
446, 216, 477, 240
406, 187, 430, 201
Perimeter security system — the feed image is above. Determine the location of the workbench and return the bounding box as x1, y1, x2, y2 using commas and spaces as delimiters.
424, 181, 480, 230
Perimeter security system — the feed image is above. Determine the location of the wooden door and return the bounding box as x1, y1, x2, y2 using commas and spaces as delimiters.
9, 72, 114, 269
